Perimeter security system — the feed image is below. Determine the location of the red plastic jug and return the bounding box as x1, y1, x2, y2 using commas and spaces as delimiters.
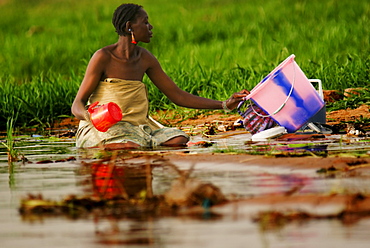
88, 101, 122, 132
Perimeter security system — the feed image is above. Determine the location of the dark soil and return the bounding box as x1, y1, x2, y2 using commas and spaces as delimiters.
53, 104, 370, 132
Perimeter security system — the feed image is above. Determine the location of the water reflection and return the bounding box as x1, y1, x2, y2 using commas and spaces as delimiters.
76, 153, 226, 210
1, 136, 370, 247
13, 151, 370, 247
75, 154, 226, 246
88, 161, 148, 200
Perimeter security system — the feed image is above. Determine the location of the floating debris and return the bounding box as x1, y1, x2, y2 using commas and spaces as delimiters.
346, 123, 367, 137
20, 153, 226, 219
187, 141, 214, 147
252, 193, 370, 230
36, 156, 76, 164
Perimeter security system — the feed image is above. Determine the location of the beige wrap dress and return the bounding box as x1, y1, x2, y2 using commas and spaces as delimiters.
76, 78, 189, 147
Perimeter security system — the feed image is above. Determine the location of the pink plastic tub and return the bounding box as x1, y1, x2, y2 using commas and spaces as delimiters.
243, 54, 324, 133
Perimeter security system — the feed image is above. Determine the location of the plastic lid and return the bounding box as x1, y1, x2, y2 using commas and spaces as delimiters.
251, 126, 286, 142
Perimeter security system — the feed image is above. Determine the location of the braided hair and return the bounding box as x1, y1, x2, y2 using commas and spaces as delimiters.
112, 3, 143, 36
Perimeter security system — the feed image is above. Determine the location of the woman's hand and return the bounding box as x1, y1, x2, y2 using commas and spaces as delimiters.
224, 89, 250, 111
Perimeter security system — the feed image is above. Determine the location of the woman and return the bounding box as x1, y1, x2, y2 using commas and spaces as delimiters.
72, 3, 249, 148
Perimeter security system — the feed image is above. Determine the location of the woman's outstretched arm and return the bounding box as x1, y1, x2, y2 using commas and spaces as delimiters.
145, 51, 249, 111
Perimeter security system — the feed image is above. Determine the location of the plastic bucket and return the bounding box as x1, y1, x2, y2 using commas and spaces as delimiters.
243, 54, 324, 133
88, 101, 122, 132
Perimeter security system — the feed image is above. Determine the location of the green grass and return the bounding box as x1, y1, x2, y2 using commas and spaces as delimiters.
1, 117, 21, 174
0, 0, 369, 129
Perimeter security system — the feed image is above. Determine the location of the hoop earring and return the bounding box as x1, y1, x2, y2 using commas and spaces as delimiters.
129, 29, 137, 44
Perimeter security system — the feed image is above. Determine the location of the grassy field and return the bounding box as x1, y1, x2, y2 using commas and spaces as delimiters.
0, 0, 369, 130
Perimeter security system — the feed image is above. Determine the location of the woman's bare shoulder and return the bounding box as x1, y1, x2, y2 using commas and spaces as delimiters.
92, 46, 114, 61
139, 47, 159, 67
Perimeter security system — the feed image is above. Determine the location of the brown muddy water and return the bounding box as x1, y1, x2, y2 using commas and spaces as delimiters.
1, 132, 370, 248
